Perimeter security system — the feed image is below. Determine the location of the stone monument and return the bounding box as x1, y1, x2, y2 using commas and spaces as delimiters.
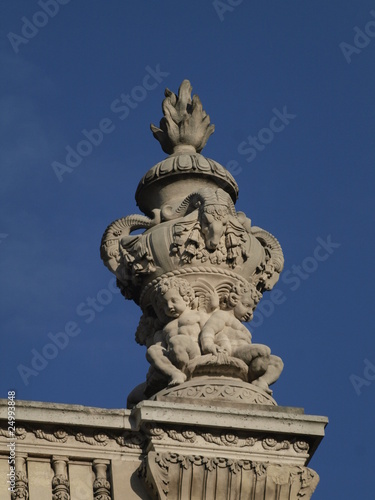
0, 80, 327, 500
99, 80, 328, 498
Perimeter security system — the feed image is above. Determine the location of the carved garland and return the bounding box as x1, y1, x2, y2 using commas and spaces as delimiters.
0, 425, 146, 450
75, 433, 108, 446
143, 423, 310, 453
0, 427, 27, 440
0, 423, 309, 454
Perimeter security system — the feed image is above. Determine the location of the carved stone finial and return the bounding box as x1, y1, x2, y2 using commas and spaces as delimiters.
150, 80, 215, 155
101, 79, 285, 409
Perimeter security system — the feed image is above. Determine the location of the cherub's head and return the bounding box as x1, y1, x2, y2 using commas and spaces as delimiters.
224, 282, 262, 322
155, 277, 195, 319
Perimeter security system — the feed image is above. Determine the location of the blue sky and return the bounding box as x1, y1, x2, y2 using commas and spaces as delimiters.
1, 1, 375, 497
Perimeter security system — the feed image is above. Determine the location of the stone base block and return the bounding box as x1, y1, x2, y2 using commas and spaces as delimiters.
133, 398, 327, 499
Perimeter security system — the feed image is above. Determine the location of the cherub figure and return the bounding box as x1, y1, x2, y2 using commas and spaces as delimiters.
147, 277, 210, 386
127, 313, 167, 406
199, 282, 283, 393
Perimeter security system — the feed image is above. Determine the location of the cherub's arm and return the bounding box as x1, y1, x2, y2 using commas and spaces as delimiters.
199, 311, 226, 355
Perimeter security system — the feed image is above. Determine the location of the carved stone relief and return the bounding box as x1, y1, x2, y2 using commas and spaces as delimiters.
140, 451, 319, 500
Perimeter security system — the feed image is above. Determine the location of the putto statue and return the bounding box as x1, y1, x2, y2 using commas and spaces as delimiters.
101, 80, 284, 408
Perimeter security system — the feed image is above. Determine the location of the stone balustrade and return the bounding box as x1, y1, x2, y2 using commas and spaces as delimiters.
0, 398, 327, 499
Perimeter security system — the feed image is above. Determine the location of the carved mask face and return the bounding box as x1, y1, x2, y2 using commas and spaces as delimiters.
233, 294, 254, 322
161, 289, 187, 318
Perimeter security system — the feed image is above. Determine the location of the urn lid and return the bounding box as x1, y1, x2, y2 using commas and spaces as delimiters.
135, 80, 239, 216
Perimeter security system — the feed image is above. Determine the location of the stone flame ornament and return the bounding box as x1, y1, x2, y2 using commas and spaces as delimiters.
101, 80, 285, 408
150, 79, 215, 155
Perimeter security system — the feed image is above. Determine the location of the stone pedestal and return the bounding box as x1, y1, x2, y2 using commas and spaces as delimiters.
135, 396, 327, 500
0, 397, 327, 499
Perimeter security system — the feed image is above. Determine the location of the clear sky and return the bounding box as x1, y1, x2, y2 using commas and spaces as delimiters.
1, 1, 375, 497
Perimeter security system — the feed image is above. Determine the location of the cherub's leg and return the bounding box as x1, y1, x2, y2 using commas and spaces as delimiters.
168, 336, 199, 368
186, 338, 202, 360
146, 344, 186, 386
232, 343, 272, 392
248, 355, 269, 378
233, 343, 270, 369
258, 355, 284, 386
251, 355, 284, 394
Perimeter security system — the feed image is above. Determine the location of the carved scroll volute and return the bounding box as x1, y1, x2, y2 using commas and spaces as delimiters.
11, 453, 29, 500
93, 459, 112, 500
51, 456, 70, 500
